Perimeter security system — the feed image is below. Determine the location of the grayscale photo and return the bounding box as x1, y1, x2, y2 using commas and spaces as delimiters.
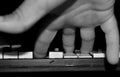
0, 0, 119, 73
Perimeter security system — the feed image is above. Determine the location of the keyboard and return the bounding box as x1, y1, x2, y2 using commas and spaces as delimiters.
0, 46, 120, 72
0, 45, 33, 59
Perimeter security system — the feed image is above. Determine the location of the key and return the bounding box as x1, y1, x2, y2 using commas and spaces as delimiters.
49, 48, 63, 58
3, 52, 18, 59
19, 51, 33, 59
63, 53, 78, 58
0, 53, 2, 59
2, 45, 18, 59
64, 55, 78, 58
92, 53, 105, 58
91, 50, 105, 58
77, 53, 92, 58
49, 52, 63, 58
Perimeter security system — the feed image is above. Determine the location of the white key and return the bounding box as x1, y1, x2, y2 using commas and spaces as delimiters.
49, 52, 63, 58
19, 51, 33, 59
0, 53, 2, 59
93, 53, 105, 58
64, 55, 78, 58
4, 52, 18, 59
77, 54, 92, 58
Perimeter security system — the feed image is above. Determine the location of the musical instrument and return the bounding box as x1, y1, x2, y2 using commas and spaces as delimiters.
0, 46, 119, 72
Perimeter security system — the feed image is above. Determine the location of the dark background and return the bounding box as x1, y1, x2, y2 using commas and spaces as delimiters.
0, 0, 119, 52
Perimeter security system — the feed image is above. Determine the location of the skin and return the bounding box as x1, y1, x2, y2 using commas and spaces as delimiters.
0, 0, 119, 64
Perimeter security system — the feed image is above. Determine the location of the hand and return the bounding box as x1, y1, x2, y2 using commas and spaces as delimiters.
34, 0, 119, 65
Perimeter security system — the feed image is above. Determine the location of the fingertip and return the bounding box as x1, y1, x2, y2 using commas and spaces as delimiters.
107, 56, 119, 65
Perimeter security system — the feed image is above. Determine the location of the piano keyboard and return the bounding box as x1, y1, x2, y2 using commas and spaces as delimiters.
0, 46, 119, 59
0, 51, 108, 59
0, 47, 120, 72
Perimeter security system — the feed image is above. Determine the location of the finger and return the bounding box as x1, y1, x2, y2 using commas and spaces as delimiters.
101, 15, 119, 64
34, 29, 57, 58
62, 28, 75, 53
80, 27, 95, 54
